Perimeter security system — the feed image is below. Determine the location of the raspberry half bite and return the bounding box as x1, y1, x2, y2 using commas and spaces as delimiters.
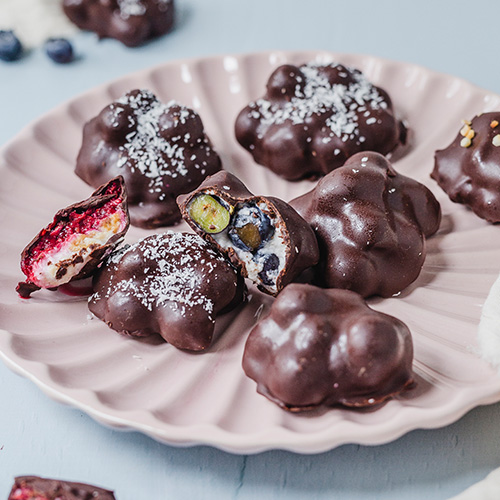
17, 176, 129, 298
8, 475, 116, 500
177, 171, 320, 296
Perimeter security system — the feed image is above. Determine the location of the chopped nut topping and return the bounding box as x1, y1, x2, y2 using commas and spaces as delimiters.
466, 129, 475, 140
491, 120, 499, 128
460, 124, 471, 137
492, 134, 500, 147
460, 137, 472, 148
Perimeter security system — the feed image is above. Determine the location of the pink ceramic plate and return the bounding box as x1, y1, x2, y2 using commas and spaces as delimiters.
2, 51, 500, 454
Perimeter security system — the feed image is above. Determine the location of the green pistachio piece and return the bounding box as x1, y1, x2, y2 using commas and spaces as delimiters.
188, 194, 231, 234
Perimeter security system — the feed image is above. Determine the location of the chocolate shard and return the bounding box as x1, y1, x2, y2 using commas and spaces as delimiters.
89, 232, 246, 351
17, 176, 129, 298
235, 61, 406, 181
75, 89, 222, 228
432, 112, 500, 223
242, 284, 414, 411
8, 475, 116, 500
290, 151, 441, 298
177, 171, 320, 296
62, 0, 175, 47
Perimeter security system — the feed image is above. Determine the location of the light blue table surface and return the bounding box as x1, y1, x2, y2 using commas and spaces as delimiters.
2, 1, 500, 498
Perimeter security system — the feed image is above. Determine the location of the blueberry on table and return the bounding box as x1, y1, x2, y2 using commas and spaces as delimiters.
0, 30, 23, 62
44, 38, 74, 63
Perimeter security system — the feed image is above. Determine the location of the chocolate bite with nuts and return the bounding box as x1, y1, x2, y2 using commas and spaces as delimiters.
89, 232, 246, 351
290, 152, 441, 298
63, 0, 174, 47
8, 475, 116, 500
235, 61, 405, 181
242, 284, 414, 411
75, 89, 221, 229
177, 171, 320, 296
17, 176, 129, 298
432, 112, 500, 222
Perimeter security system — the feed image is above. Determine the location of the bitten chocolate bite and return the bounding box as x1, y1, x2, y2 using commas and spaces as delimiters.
63, 0, 174, 47
177, 171, 320, 296
432, 112, 500, 222
17, 176, 129, 298
8, 475, 115, 500
235, 61, 405, 181
75, 89, 221, 228
89, 232, 246, 351
243, 284, 414, 411
290, 152, 441, 298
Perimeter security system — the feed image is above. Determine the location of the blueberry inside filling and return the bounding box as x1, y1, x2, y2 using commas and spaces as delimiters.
228, 203, 275, 252
258, 253, 280, 286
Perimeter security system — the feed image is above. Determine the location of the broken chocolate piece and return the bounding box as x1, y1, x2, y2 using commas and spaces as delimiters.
290, 152, 441, 298
8, 475, 116, 500
235, 61, 406, 181
75, 89, 222, 228
17, 176, 129, 298
89, 232, 246, 351
62, 0, 175, 48
432, 112, 500, 223
177, 171, 320, 296
242, 284, 414, 411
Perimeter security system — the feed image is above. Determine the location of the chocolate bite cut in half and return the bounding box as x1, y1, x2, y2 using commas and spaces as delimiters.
177, 171, 320, 296
432, 112, 500, 223
75, 89, 221, 228
17, 176, 129, 298
89, 232, 246, 351
242, 284, 414, 411
235, 61, 406, 181
290, 152, 441, 298
63, 0, 175, 47
8, 475, 116, 500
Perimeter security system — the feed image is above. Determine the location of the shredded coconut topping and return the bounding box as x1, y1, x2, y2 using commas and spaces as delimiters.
251, 62, 388, 142
96, 232, 230, 319
113, 89, 211, 196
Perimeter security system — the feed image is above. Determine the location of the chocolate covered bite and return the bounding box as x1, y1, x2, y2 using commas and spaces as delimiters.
89, 232, 246, 351
8, 475, 115, 500
177, 171, 320, 296
432, 112, 500, 222
290, 152, 441, 298
75, 89, 221, 229
63, 0, 174, 47
235, 61, 405, 181
17, 176, 129, 298
243, 284, 414, 411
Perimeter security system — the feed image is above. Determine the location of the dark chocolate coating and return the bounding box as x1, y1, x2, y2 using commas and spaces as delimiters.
432, 112, 500, 222
9, 475, 115, 500
177, 171, 320, 296
290, 152, 441, 298
243, 284, 414, 411
63, 0, 174, 47
235, 62, 405, 181
17, 176, 129, 298
75, 89, 221, 229
89, 232, 246, 351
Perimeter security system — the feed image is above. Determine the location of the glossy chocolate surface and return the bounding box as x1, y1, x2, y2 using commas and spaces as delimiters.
63, 0, 174, 47
243, 284, 414, 411
89, 232, 246, 351
75, 89, 221, 228
235, 61, 405, 181
290, 152, 441, 297
433, 112, 500, 222
177, 171, 319, 296
9, 475, 116, 500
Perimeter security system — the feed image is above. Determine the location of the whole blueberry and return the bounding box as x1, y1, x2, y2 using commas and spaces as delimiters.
228, 203, 274, 252
45, 38, 74, 64
0, 30, 23, 62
